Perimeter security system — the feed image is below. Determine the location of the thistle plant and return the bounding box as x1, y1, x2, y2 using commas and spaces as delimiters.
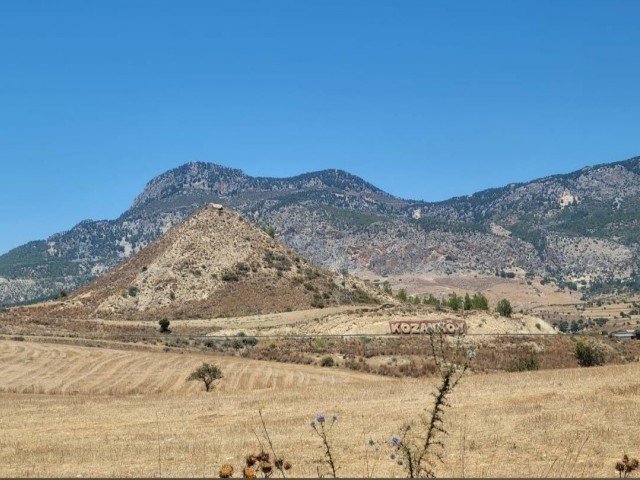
389, 332, 474, 478
310, 413, 339, 478
363, 437, 380, 478
254, 405, 291, 478
616, 454, 639, 478
219, 405, 293, 479
361, 417, 382, 479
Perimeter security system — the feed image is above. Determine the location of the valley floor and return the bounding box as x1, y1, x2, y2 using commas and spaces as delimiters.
0, 338, 639, 477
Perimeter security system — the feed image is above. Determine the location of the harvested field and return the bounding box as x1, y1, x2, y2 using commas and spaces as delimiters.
1, 339, 639, 477
0, 340, 379, 396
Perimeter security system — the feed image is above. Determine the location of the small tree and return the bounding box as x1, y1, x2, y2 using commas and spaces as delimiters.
496, 298, 512, 317
397, 288, 408, 302
188, 362, 223, 392
158, 318, 171, 333
471, 293, 489, 310
463, 293, 472, 311
446, 292, 462, 311
423, 294, 440, 307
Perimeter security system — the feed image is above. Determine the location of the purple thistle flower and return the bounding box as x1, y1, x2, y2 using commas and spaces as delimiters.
315, 413, 326, 424
389, 434, 402, 447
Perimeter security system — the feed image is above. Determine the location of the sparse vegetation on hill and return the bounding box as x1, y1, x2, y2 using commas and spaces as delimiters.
6, 205, 388, 320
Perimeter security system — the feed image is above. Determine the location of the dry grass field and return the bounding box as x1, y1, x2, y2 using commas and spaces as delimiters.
1, 338, 639, 478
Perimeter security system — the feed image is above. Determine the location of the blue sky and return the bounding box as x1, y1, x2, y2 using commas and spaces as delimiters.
1, 0, 639, 255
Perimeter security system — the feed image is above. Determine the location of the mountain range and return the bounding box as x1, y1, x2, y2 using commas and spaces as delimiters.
2, 156, 640, 307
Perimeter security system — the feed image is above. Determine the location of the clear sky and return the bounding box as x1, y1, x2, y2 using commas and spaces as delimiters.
1, 0, 639, 255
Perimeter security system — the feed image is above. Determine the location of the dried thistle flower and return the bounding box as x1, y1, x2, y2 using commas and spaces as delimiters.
219, 464, 234, 478
242, 467, 256, 478
257, 451, 270, 462
274, 459, 283, 469
246, 455, 257, 467
283, 461, 292, 471
261, 461, 273, 473
616, 454, 640, 478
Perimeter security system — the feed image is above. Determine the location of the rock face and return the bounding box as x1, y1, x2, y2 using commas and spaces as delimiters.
10, 204, 384, 320
2, 156, 640, 306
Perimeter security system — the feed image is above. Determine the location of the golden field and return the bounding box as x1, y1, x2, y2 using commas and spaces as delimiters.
1, 338, 639, 477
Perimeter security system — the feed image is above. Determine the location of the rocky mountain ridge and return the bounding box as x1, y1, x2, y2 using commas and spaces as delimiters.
1, 156, 640, 306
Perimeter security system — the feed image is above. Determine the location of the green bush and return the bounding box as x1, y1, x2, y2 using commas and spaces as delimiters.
237, 332, 258, 346
446, 292, 462, 311
158, 318, 171, 333
471, 293, 489, 310
496, 298, 512, 317
423, 294, 441, 307
574, 340, 605, 367
507, 353, 540, 372
221, 271, 239, 281
311, 294, 325, 308
321, 356, 335, 367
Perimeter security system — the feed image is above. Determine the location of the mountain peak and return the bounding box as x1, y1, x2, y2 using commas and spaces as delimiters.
130, 162, 391, 210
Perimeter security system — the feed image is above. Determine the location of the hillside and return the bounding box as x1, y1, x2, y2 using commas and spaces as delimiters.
2, 156, 640, 306
8, 204, 383, 320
